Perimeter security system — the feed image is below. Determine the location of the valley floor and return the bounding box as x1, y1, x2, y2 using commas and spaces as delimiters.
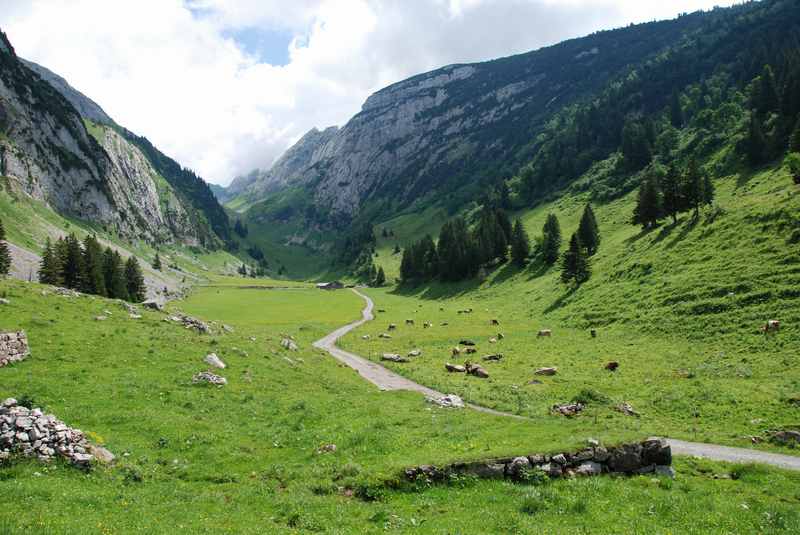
1, 278, 799, 533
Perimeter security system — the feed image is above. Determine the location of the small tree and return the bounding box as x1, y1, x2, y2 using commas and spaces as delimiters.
510, 219, 530, 267
633, 177, 662, 229
152, 252, 163, 271
81, 235, 106, 296
62, 234, 85, 289
785, 152, 800, 185
561, 233, 590, 285
789, 118, 800, 154
541, 214, 562, 265
0, 218, 11, 277
125, 257, 146, 302
374, 266, 386, 287
577, 203, 600, 256
661, 164, 683, 225
39, 237, 62, 285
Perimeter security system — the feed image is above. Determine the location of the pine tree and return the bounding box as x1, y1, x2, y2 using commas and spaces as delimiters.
577, 203, 600, 256
661, 164, 683, 225
62, 234, 85, 289
39, 237, 62, 285
374, 266, 386, 287
152, 252, 163, 271
107, 250, 128, 300
561, 233, 590, 285
393, 244, 401, 255
684, 159, 706, 217
746, 113, 767, 166
510, 220, 530, 267
0, 218, 10, 277
633, 177, 662, 229
541, 214, 562, 265
81, 235, 106, 296
125, 256, 146, 302
756, 65, 780, 116
702, 174, 715, 208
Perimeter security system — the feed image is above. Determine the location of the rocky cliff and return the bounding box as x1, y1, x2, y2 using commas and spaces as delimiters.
0, 30, 227, 247
231, 11, 714, 223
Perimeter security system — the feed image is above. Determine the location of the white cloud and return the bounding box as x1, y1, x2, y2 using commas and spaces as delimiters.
0, 0, 739, 185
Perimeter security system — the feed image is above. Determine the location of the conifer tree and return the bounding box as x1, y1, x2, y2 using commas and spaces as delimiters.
684, 159, 707, 217
541, 214, 562, 265
152, 252, 163, 271
39, 237, 62, 286
633, 177, 662, 229
62, 234, 85, 289
661, 164, 683, 225
561, 233, 590, 285
577, 203, 600, 256
81, 235, 106, 296
510, 219, 530, 267
756, 65, 780, 116
669, 90, 684, 128
124, 256, 146, 302
746, 113, 767, 165
702, 174, 715, 208
107, 250, 128, 300
0, 218, 10, 277
374, 266, 386, 287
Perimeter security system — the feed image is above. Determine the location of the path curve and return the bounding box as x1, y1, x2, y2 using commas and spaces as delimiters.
314, 289, 800, 471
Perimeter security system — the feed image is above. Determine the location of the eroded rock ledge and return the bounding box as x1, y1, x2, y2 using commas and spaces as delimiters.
404, 438, 673, 483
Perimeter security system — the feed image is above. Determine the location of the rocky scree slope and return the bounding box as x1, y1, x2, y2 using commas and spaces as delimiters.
0, 30, 228, 247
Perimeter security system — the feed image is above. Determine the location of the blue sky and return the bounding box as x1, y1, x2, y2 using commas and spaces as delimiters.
222, 27, 293, 66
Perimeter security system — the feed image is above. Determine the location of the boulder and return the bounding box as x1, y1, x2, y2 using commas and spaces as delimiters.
192, 371, 227, 386
534, 367, 557, 376
426, 394, 465, 409
506, 456, 531, 479
142, 300, 163, 311
641, 438, 671, 466
204, 353, 226, 369
465, 462, 506, 479
280, 338, 299, 351
615, 402, 639, 417
552, 403, 584, 417
575, 461, 603, 476
771, 430, 800, 445
488, 338, 498, 344
608, 444, 643, 473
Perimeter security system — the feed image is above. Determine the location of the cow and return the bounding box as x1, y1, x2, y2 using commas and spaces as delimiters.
763, 320, 780, 334
590, 329, 597, 338
451, 347, 462, 356
388, 323, 397, 331
537, 329, 552, 338
423, 322, 432, 329
490, 319, 500, 326
605, 361, 619, 371
465, 347, 478, 355
405, 319, 415, 326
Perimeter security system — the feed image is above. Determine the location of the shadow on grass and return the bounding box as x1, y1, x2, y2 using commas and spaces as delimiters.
390, 278, 483, 300
664, 213, 700, 250
543, 284, 579, 314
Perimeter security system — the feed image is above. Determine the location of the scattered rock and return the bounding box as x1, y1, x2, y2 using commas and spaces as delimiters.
87, 444, 116, 464
142, 300, 163, 311
280, 338, 299, 351
94, 315, 108, 321
534, 367, 557, 376
192, 371, 227, 386
575, 461, 603, 476
129, 314, 142, 320
0, 331, 30, 368
121, 302, 138, 314
552, 403, 584, 417
445, 363, 466, 373
605, 361, 619, 371
54, 287, 80, 298
426, 394, 464, 409
506, 456, 531, 479
381, 353, 408, 363
488, 337, 498, 344
222, 324, 234, 333
204, 353, 226, 369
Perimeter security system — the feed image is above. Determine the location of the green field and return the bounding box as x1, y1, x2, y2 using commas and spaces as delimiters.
2, 278, 799, 533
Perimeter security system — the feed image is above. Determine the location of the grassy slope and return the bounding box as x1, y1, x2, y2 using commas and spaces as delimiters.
1, 278, 799, 533
342, 162, 800, 454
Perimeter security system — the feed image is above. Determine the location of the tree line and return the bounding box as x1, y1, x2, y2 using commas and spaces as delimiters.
633, 159, 715, 229
399, 204, 599, 286
38, 234, 146, 302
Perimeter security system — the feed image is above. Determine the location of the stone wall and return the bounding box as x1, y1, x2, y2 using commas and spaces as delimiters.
0, 331, 29, 368
404, 438, 673, 483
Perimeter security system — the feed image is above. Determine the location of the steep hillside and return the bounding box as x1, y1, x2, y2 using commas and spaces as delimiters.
0, 31, 230, 249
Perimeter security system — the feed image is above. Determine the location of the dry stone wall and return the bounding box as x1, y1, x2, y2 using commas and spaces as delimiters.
0, 331, 29, 367
404, 438, 673, 483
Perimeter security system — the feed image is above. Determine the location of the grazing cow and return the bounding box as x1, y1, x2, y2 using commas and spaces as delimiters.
388, 323, 397, 331
406, 319, 415, 326
452, 347, 462, 356
490, 319, 500, 326
489, 337, 497, 344
465, 363, 489, 378
459, 339, 476, 346
377, 309, 386, 313
763, 320, 780, 334
445, 363, 466, 373
497, 333, 505, 340
590, 329, 597, 338
423, 322, 432, 329
605, 361, 619, 371
465, 347, 478, 355
537, 329, 552, 338
482, 354, 503, 362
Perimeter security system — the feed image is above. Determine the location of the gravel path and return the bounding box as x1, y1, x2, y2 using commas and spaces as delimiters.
315, 289, 800, 471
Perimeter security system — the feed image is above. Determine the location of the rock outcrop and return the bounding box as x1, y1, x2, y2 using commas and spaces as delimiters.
0, 331, 29, 367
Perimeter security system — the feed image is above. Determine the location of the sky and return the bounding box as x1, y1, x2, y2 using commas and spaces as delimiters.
0, 0, 740, 186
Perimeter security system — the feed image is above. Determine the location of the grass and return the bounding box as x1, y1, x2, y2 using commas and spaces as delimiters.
340, 164, 800, 454
2, 277, 798, 532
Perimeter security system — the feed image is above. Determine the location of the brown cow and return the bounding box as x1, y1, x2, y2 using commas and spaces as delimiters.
763, 320, 780, 334
451, 347, 462, 356
405, 319, 415, 326
537, 329, 552, 338
490, 319, 500, 326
